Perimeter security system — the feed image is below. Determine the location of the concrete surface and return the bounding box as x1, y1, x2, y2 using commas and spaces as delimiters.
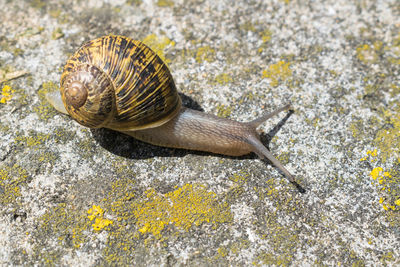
0, 0, 399, 265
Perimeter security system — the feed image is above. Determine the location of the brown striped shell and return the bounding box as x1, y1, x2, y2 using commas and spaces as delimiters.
60, 35, 181, 130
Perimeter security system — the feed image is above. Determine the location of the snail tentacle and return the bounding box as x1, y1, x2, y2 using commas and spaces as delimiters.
248, 103, 292, 128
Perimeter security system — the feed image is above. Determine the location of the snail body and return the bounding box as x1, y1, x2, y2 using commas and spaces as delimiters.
46, 35, 303, 191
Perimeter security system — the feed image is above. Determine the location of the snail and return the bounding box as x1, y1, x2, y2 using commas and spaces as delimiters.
46, 35, 304, 192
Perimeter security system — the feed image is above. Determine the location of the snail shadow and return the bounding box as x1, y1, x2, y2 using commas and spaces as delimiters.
258, 109, 306, 194
91, 93, 208, 159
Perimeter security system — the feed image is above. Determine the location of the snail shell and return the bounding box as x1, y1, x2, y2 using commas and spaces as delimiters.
60, 35, 181, 130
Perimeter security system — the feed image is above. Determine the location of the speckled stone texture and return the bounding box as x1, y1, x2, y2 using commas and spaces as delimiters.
0, 0, 399, 265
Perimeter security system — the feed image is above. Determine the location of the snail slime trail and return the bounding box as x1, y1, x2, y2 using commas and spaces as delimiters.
46, 35, 305, 193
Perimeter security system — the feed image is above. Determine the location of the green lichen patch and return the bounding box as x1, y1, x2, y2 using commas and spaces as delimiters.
14, 128, 73, 150
12, 130, 73, 171
29, 0, 46, 10
48, 8, 61, 18
75, 137, 98, 160
354, 35, 400, 67
126, 0, 142, 5
14, 131, 51, 150
253, 215, 299, 266
38, 203, 91, 248
32, 203, 93, 265
237, 20, 272, 53
37, 151, 58, 165
101, 177, 139, 264
213, 73, 233, 85
262, 61, 292, 87
52, 127, 76, 144
34, 81, 59, 122
31, 200, 115, 265
195, 46, 216, 63
389, 83, 400, 98
380, 251, 397, 265
0, 123, 10, 133
356, 42, 382, 64
239, 21, 256, 33
156, 0, 174, 7
374, 107, 400, 162
210, 238, 252, 264
215, 104, 233, 118
0, 82, 29, 109
257, 29, 272, 53
224, 172, 249, 203
0, 164, 29, 207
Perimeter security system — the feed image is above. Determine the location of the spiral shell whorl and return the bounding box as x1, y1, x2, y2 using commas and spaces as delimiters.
61, 64, 116, 128
60, 35, 181, 131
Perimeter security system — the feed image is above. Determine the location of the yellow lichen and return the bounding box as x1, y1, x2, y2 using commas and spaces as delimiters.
92, 217, 113, 231
156, 0, 174, 7
87, 205, 113, 231
369, 166, 399, 211
356, 44, 380, 64
369, 149, 378, 157
101, 178, 232, 264
132, 184, 232, 238
216, 104, 232, 118
14, 132, 51, 150
142, 34, 175, 64
0, 85, 15, 104
217, 246, 228, 257
389, 84, 400, 97
374, 107, 400, 162
214, 73, 233, 85
195, 46, 216, 63
0, 165, 29, 206
254, 214, 299, 266
258, 29, 272, 53
239, 21, 256, 32
380, 251, 395, 265
260, 29, 272, 43
36, 203, 91, 251
370, 167, 383, 180
34, 81, 59, 121
262, 61, 292, 87
87, 205, 104, 220
360, 149, 378, 161
127, 0, 142, 5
